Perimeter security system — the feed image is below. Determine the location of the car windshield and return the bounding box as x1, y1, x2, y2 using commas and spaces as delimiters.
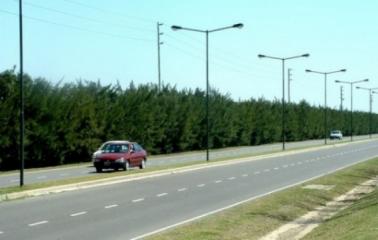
331, 131, 340, 134
100, 144, 129, 153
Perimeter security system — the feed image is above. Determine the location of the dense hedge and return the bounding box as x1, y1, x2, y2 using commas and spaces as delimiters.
0, 69, 377, 170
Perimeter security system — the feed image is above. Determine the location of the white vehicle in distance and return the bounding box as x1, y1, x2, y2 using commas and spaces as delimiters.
330, 130, 343, 140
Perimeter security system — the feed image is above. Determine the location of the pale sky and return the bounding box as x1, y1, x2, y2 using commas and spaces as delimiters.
1, 0, 377, 112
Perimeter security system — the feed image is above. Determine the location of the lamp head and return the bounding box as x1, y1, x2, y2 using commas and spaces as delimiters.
302, 53, 310, 57
171, 25, 182, 31
233, 23, 244, 29
258, 54, 266, 58
340, 69, 347, 72
305, 69, 312, 72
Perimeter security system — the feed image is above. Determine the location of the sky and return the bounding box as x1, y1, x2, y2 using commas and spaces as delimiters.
1, 0, 377, 112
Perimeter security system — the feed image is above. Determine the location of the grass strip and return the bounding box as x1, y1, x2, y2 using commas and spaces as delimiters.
302, 186, 378, 240
148, 157, 378, 240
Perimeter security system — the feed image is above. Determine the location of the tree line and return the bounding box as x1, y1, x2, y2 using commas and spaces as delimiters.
0, 69, 377, 170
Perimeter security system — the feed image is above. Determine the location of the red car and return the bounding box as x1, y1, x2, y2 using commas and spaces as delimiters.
92, 141, 147, 173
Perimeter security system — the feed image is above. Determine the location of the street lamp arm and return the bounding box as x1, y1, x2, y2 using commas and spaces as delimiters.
258, 54, 283, 60
284, 54, 310, 60
335, 80, 350, 84
306, 69, 325, 74
209, 23, 244, 33
352, 79, 369, 84
171, 25, 206, 33
326, 69, 347, 74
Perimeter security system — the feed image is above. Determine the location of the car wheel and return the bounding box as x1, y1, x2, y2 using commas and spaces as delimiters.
123, 160, 130, 171
96, 166, 102, 173
139, 159, 146, 169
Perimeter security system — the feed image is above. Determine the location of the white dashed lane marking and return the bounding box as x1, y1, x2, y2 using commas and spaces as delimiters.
228, 177, 236, 180
105, 204, 118, 209
254, 171, 260, 174
132, 198, 145, 203
157, 193, 168, 197
264, 169, 270, 172
28, 221, 48, 227
177, 188, 187, 192
10, 179, 19, 183
197, 184, 205, 188
274, 167, 279, 170
0, 231, 3, 234
242, 174, 248, 177
36, 176, 47, 179
70, 211, 87, 217
214, 180, 222, 183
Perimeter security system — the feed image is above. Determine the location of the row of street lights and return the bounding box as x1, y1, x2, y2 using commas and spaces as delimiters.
170, 22, 375, 160
15, 9, 374, 185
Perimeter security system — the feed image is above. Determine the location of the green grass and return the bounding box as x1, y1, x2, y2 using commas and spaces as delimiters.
148, 157, 378, 240
303, 188, 378, 240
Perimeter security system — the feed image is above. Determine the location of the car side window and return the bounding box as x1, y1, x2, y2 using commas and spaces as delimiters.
135, 144, 142, 152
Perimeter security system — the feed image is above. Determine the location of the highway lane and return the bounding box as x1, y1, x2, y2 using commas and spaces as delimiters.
0, 134, 375, 188
0, 139, 377, 240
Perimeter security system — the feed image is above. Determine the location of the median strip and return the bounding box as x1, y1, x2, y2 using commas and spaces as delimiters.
1, 139, 377, 202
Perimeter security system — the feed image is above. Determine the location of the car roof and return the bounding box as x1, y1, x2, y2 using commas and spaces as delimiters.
103, 140, 134, 145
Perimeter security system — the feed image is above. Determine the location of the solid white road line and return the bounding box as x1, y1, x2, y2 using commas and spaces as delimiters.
157, 193, 168, 197
130, 156, 374, 240
28, 221, 48, 227
132, 198, 145, 203
105, 204, 118, 209
177, 188, 187, 192
70, 211, 87, 217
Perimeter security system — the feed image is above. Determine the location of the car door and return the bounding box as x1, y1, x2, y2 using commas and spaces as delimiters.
129, 143, 141, 167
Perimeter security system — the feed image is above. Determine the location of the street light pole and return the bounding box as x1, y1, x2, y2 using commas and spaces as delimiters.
306, 69, 346, 144
356, 85, 377, 139
258, 54, 310, 150
171, 23, 243, 161
335, 79, 368, 141
19, 0, 24, 187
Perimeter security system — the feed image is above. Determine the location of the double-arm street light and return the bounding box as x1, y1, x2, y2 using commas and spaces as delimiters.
171, 23, 243, 161
306, 69, 346, 144
356, 85, 377, 139
258, 54, 310, 150
335, 79, 369, 141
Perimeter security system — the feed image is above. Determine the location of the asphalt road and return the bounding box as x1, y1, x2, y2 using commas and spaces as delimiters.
0, 138, 377, 239
0, 135, 376, 188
